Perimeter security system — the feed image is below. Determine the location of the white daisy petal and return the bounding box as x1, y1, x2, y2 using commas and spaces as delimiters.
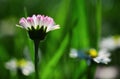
37, 15, 43, 28
46, 25, 60, 32
93, 49, 111, 64
19, 18, 30, 30
32, 15, 38, 29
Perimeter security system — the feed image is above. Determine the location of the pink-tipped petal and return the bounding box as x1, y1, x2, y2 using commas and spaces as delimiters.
42, 16, 48, 29
32, 15, 38, 29
37, 15, 44, 28
27, 17, 34, 29
42, 16, 55, 30
46, 17, 54, 27
46, 25, 60, 32
19, 18, 29, 30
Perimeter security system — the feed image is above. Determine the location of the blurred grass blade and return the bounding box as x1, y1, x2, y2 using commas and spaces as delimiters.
55, 0, 71, 26
24, 7, 28, 18
71, 27, 81, 48
27, 38, 34, 61
88, 0, 102, 78
73, 60, 87, 79
41, 34, 69, 79
75, 0, 89, 48
49, 0, 71, 43
96, 0, 102, 50
88, 0, 102, 79
45, 0, 71, 55
71, 0, 90, 78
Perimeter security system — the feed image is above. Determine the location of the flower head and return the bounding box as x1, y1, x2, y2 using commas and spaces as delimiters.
17, 15, 60, 40
17, 15, 60, 32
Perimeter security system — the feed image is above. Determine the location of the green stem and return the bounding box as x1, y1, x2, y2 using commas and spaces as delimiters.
87, 62, 97, 79
87, 0, 102, 79
96, 0, 102, 50
76, 0, 89, 49
88, 0, 102, 79
33, 40, 40, 79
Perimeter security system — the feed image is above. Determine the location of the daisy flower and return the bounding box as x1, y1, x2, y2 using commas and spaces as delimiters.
100, 36, 120, 51
17, 15, 60, 40
69, 48, 111, 64
5, 58, 34, 76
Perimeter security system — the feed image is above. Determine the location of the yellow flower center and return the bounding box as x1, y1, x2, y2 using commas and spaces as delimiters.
113, 36, 120, 44
17, 59, 27, 68
89, 49, 98, 58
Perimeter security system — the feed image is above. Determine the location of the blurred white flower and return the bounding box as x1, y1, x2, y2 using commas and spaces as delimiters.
69, 48, 111, 64
17, 59, 34, 76
93, 49, 111, 64
22, 62, 34, 76
5, 58, 34, 76
69, 48, 91, 59
69, 48, 78, 58
95, 66, 118, 79
5, 58, 17, 71
100, 36, 120, 50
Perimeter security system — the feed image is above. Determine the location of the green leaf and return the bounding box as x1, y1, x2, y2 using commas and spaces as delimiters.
41, 34, 69, 79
